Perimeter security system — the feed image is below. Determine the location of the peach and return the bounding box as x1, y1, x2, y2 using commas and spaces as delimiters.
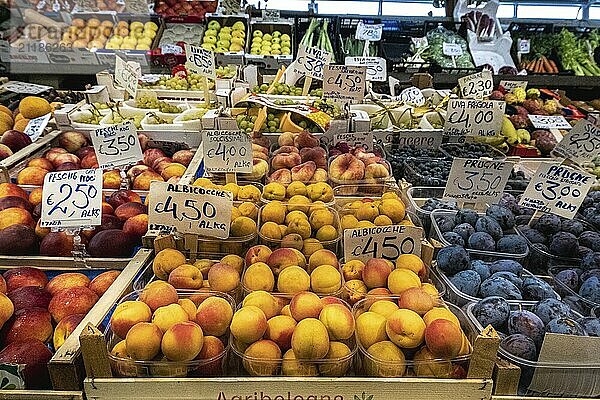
29, 188, 43, 206
126, 322, 163, 361
114, 202, 147, 221
310, 265, 342, 295
423, 307, 460, 327
267, 248, 302, 275
266, 315, 296, 351
0, 292, 13, 329
242, 291, 281, 319
398, 287, 434, 316
139, 281, 179, 311
387, 269, 421, 295
4, 267, 48, 291
88, 270, 120, 297
133, 170, 164, 190
207, 263, 240, 293
168, 264, 203, 290
364, 341, 406, 377
282, 349, 318, 376
103, 170, 121, 189
386, 308, 426, 349
277, 266, 310, 294
231, 305, 268, 343
363, 259, 392, 289
152, 248, 186, 280
424, 319, 463, 359
356, 311, 387, 349
0, 196, 33, 213
344, 279, 368, 305
291, 318, 329, 359
0, 183, 28, 201
302, 238, 323, 258
0, 207, 35, 230
280, 233, 304, 250
395, 254, 426, 279
329, 154, 365, 181
152, 303, 189, 333
281, 305, 293, 318
110, 300, 152, 338
319, 304, 355, 340
413, 347, 455, 377
111, 340, 129, 359
195, 297, 233, 337
291, 161, 316, 182
48, 286, 98, 323
289, 291, 322, 321
308, 249, 338, 273
80, 153, 98, 169
46, 272, 90, 296
16, 166, 48, 185
143, 148, 166, 167
319, 341, 352, 376
243, 339, 282, 376
369, 300, 399, 318
197, 335, 225, 360
243, 262, 275, 292
107, 189, 142, 209
161, 163, 186, 180
28, 157, 53, 171
342, 259, 365, 281
161, 321, 204, 361
5, 307, 52, 344
365, 163, 389, 179
220, 255, 244, 275
53, 313, 85, 349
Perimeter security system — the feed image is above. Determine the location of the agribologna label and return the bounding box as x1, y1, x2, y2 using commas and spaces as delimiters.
552, 119, 600, 165
519, 163, 594, 219
444, 99, 505, 137
91, 121, 143, 170
148, 182, 233, 238
343, 225, 423, 263
444, 158, 513, 204
201, 130, 253, 173
374, 129, 442, 149
40, 169, 102, 228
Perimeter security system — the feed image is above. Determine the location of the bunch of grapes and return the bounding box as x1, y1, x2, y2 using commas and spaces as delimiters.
216, 65, 236, 79
311, 98, 341, 118
140, 73, 215, 91
76, 113, 102, 125
181, 108, 209, 121
252, 83, 304, 96
109, 113, 143, 129
147, 113, 175, 124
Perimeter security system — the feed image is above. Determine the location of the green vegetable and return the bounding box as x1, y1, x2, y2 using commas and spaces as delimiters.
555, 29, 600, 76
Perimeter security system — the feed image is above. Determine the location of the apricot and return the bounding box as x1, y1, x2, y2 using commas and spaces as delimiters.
242, 262, 275, 292
310, 265, 342, 295
318, 341, 352, 376
356, 311, 387, 349
230, 306, 267, 343
152, 249, 186, 280
110, 300, 152, 339
291, 318, 329, 359
220, 255, 244, 275
424, 318, 463, 359
178, 299, 197, 320
168, 264, 203, 290
111, 340, 129, 358
139, 281, 179, 312
386, 309, 426, 349
398, 287, 434, 316
364, 341, 406, 377
395, 254, 426, 279
413, 347, 455, 377
207, 263, 240, 292
319, 304, 355, 340
161, 321, 204, 361
195, 296, 233, 337
363, 258, 392, 289
282, 349, 318, 376
290, 291, 323, 321
277, 266, 310, 294
242, 291, 281, 319
387, 269, 421, 295
302, 238, 323, 258
423, 307, 460, 327
242, 339, 282, 376
125, 322, 162, 361
152, 303, 189, 333
266, 315, 296, 351
369, 300, 399, 318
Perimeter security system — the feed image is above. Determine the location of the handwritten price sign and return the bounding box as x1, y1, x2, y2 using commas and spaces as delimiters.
40, 169, 102, 228
293, 45, 332, 80
458, 70, 493, 99
24, 113, 50, 142
148, 182, 233, 238
444, 99, 505, 137
444, 158, 513, 204
355, 21, 383, 41
519, 163, 593, 219
114, 56, 140, 97
442, 43, 463, 56
528, 115, 572, 130
91, 121, 143, 170
552, 119, 600, 165
334, 131, 374, 151
398, 86, 425, 106
500, 80, 527, 91
345, 57, 386, 82
344, 225, 423, 263
323, 64, 366, 102
202, 130, 252, 173
185, 44, 216, 79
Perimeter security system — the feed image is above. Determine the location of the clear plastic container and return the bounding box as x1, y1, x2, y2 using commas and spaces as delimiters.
406, 186, 461, 235
353, 298, 474, 378
465, 302, 599, 397
440, 142, 507, 159
548, 265, 600, 316
328, 156, 393, 187
141, 112, 185, 131
104, 290, 234, 377
430, 209, 529, 261
229, 294, 357, 377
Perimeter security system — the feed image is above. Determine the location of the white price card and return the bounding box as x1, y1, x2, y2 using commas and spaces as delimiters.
528, 115, 572, 130
518, 39, 531, 54
333, 131, 374, 151
24, 113, 50, 142
519, 163, 593, 219
91, 121, 143, 170
201, 130, 253, 173
293, 45, 333, 80
344, 225, 423, 263
323, 64, 366, 102
374, 129, 443, 149
148, 182, 233, 238
355, 21, 383, 41
398, 86, 425, 106
444, 99, 506, 137
345, 56, 386, 82
552, 119, 600, 165
114, 56, 140, 97
587, 113, 600, 128
500, 80, 528, 91
40, 169, 102, 228
1, 81, 52, 94
444, 158, 513, 204
184, 44, 216, 79
458, 70, 494, 99
442, 43, 463, 56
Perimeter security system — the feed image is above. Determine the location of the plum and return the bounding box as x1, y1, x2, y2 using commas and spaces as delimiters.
497, 234, 529, 255
498, 193, 520, 215
582, 252, 600, 271
501, 334, 538, 361
454, 208, 478, 227
519, 226, 547, 244
489, 259, 523, 275
470, 260, 491, 281
578, 246, 594, 259
579, 276, 600, 304
554, 269, 579, 292
533, 298, 572, 324
437, 245, 470, 275
486, 204, 515, 230
527, 243, 550, 272
475, 216, 503, 241
578, 317, 600, 336
450, 270, 481, 297
491, 271, 523, 289
522, 276, 557, 301
443, 231, 465, 246
480, 277, 522, 300
560, 220, 584, 237
581, 269, 600, 283
533, 214, 561, 235
579, 231, 600, 252
472, 296, 510, 329
468, 232, 496, 251
508, 310, 545, 345
546, 318, 586, 335
453, 223, 475, 243
548, 232, 578, 257
436, 215, 456, 233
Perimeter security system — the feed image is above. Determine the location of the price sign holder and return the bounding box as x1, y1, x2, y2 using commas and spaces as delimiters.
552, 119, 600, 166
323, 64, 367, 104
185, 44, 215, 108
24, 113, 51, 142
444, 99, 506, 137
344, 225, 424, 263
458, 70, 493, 99
114, 56, 140, 99
201, 130, 253, 183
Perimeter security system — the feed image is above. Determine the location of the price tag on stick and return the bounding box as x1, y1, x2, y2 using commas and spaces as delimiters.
355, 21, 383, 41
292, 45, 333, 80
184, 44, 216, 79
519, 162, 594, 219
148, 182, 233, 238
24, 113, 50, 142
344, 225, 423, 263
323, 64, 366, 102
334, 131, 374, 151
444, 158, 514, 204
201, 130, 252, 173
442, 43, 463, 56
40, 169, 102, 228
444, 99, 506, 137
345, 57, 387, 82
114, 56, 140, 98
552, 119, 600, 165
458, 70, 493, 99
500, 80, 527, 91
91, 121, 143, 170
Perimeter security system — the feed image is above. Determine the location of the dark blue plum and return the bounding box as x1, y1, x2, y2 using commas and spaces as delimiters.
501, 334, 538, 361
582, 252, 600, 271
554, 269, 579, 292
454, 208, 478, 227
436, 245, 470, 275
508, 310, 545, 345
489, 259, 523, 275
560, 220, 584, 236
546, 318, 587, 335
579, 231, 600, 252
578, 246, 594, 259
479, 277, 522, 300
450, 270, 481, 297
533, 298, 572, 324
436, 215, 456, 233
579, 276, 600, 304
472, 296, 510, 329
475, 216, 503, 241
581, 269, 600, 283
453, 223, 475, 243
443, 231, 465, 246
497, 234, 529, 255
519, 226, 547, 244
491, 271, 523, 289
498, 193, 520, 215
562, 295, 588, 316
468, 232, 496, 251
578, 317, 600, 336
548, 232, 578, 257
533, 214, 561, 235
486, 204, 515, 230
522, 276, 558, 301
469, 260, 491, 281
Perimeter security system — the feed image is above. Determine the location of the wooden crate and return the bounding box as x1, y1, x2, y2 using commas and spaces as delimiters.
0, 390, 84, 400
